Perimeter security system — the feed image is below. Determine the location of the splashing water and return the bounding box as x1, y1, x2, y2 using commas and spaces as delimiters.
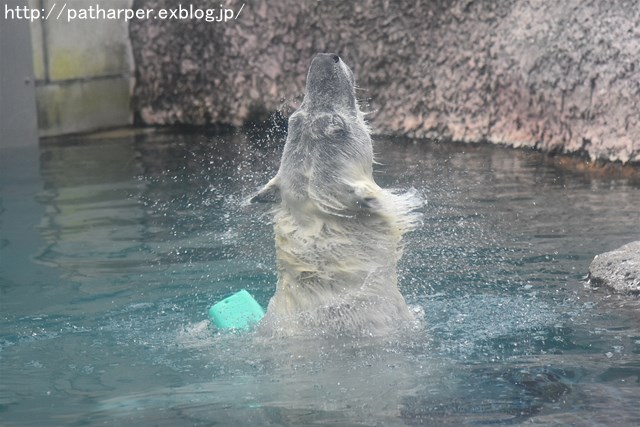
1, 130, 640, 425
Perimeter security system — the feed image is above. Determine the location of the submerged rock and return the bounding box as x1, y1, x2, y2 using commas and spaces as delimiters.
588, 241, 640, 294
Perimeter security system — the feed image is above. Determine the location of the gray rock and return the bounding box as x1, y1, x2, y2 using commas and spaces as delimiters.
589, 241, 640, 294
129, 0, 640, 163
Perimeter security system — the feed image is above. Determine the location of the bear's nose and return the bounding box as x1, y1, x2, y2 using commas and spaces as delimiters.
332, 55, 340, 63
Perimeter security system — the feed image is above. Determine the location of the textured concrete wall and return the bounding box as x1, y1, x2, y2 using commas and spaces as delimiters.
130, 0, 640, 163
29, 0, 133, 136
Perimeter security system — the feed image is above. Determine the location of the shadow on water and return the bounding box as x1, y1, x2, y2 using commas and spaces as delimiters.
1, 129, 640, 425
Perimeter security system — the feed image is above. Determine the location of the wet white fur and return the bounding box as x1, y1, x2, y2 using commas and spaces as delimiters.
252, 53, 421, 337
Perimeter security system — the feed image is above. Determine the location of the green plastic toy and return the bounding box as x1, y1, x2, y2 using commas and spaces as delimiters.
208, 289, 265, 331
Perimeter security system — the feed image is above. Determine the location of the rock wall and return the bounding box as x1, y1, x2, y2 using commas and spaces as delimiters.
130, 0, 640, 163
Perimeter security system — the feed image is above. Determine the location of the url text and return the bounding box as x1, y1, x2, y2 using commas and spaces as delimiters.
4, 3, 245, 23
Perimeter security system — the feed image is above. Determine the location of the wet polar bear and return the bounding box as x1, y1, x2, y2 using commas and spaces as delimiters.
252, 53, 421, 337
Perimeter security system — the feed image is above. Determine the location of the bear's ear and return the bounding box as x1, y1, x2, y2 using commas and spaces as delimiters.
310, 113, 348, 139
327, 114, 348, 137
250, 176, 281, 203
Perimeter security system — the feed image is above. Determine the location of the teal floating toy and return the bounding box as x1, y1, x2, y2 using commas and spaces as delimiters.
208, 289, 265, 331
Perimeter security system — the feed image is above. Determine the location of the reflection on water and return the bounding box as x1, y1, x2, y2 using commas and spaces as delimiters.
1, 129, 640, 425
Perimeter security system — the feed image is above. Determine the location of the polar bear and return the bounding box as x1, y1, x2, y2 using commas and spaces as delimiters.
252, 53, 421, 337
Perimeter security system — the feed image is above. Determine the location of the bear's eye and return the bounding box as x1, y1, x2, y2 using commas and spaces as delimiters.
332, 55, 340, 63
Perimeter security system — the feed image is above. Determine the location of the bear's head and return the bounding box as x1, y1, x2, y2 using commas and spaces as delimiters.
303, 53, 357, 114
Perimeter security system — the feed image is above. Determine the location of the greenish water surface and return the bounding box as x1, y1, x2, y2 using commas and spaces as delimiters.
1, 130, 639, 426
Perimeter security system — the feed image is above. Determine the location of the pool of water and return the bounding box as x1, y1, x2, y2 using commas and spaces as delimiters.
1, 129, 639, 426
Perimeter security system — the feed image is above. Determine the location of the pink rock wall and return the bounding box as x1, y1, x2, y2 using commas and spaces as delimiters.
130, 0, 640, 163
